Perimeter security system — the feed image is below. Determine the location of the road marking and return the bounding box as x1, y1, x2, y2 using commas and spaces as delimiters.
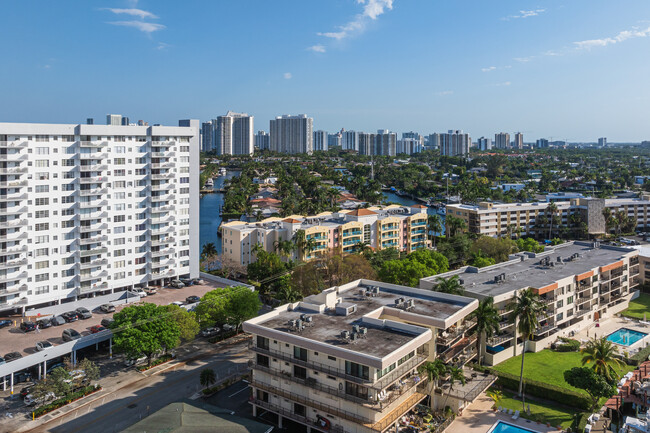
228, 386, 248, 398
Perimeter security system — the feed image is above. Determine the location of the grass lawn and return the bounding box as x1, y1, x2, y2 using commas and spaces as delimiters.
492, 349, 635, 396
493, 388, 576, 429
622, 293, 650, 319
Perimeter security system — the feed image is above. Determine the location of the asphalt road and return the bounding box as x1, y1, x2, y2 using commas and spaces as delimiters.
29, 340, 252, 433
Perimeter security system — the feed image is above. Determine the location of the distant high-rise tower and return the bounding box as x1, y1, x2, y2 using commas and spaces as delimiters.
358, 133, 376, 156
255, 130, 270, 150
313, 130, 328, 151
328, 133, 342, 149
106, 114, 122, 125
428, 133, 441, 149
121, 117, 130, 126
495, 132, 510, 149
397, 138, 423, 155
86, 118, 94, 125
441, 130, 470, 157
270, 114, 313, 154
477, 137, 492, 151
536, 138, 549, 148
376, 130, 396, 156
598, 137, 607, 147
341, 130, 358, 151
201, 121, 214, 152
514, 132, 523, 149
214, 111, 254, 155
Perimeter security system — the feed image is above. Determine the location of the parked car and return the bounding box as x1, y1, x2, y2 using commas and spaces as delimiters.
20, 321, 36, 332
185, 295, 200, 304
132, 288, 147, 297
170, 280, 185, 289
20, 386, 33, 397
90, 325, 106, 334
4, 352, 23, 362
50, 315, 66, 326
99, 303, 115, 313
25, 392, 56, 407
0, 319, 12, 329
62, 311, 79, 322
192, 278, 204, 285
75, 307, 92, 320
36, 318, 52, 329
100, 318, 114, 328
124, 356, 147, 367
14, 371, 32, 384
169, 301, 184, 307
144, 287, 157, 295
222, 324, 235, 332
36, 341, 54, 351
180, 278, 194, 287
0, 356, 4, 365
62, 328, 81, 342
47, 363, 64, 374
199, 327, 220, 338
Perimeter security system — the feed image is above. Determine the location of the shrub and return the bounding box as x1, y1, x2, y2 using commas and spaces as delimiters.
33, 385, 101, 417
555, 338, 581, 352
630, 346, 650, 365
572, 412, 589, 433
491, 369, 592, 410
136, 354, 173, 372
207, 329, 239, 344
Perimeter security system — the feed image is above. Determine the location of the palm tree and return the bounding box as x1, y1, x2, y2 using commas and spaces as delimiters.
442, 366, 466, 410
509, 287, 545, 397
353, 241, 372, 254
470, 297, 500, 366
428, 214, 443, 248
602, 207, 613, 235
433, 276, 464, 295
201, 242, 217, 261
446, 215, 467, 238
200, 368, 216, 389
545, 202, 558, 240
581, 337, 625, 381
615, 210, 627, 236
419, 359, 448, 408
276, 285, 302, 303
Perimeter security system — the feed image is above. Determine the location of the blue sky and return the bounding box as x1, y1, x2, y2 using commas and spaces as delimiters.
2, 0, 650, 141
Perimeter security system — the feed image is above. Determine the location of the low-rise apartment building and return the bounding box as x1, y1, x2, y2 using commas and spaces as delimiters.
446, 194, 650, 238
420, 241, 640, 365
243, 279, 492, 432
221, 205, 430, 266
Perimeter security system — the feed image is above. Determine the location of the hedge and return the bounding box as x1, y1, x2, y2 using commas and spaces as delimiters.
630, 345, 650, 365
137, 354, 174, 371
554, 338, 580, 352
207, 330, 239, 344
33, 385, 101, 418
491, 370, 592, 410
571, 412, 589, 433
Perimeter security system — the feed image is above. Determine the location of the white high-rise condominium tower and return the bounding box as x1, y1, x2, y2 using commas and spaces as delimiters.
106, 114, 122, 126
440, 130, 470, 157
341, 130, 358, 151
514, 132, 523, 149
477, 137, 492, 151
201, 120, 214, 152
215, 111, 254, 155
376, 129, 396, 156
269, 114, 313, 154
255, 130, 270, 150
0, 121, 200, 314
598, 137, 607, 147
495, 132, 510, 149
313, 130, 328, 151
428, 133, 441, 149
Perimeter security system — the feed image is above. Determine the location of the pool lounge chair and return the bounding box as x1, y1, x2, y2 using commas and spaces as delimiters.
507, 409, 513, 415
497, 406, 503, 412
512, 410, 520, 420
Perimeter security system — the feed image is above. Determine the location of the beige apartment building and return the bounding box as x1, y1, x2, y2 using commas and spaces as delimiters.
446, 195, 650, 238
221, 205, 430, 266
420, 241, 640, 365
243, 279, 496, 432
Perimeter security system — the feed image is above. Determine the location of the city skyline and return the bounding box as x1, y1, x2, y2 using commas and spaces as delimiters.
2, 1, 650, 141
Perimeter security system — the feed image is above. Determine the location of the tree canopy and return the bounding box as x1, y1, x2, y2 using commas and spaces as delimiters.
378, 249, 448, 287
564, 367, 617, 410
195, 286, 261, 331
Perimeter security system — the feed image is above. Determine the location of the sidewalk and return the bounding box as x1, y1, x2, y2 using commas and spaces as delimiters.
7, 335, 251, 433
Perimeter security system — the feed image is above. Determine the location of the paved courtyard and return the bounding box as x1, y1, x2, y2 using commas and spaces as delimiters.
572, 315, 650, 354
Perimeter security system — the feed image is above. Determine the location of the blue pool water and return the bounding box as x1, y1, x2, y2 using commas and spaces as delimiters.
488, 421, 541, 433
607, 328, 647, 346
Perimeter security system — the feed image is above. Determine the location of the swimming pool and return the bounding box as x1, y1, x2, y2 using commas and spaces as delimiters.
607, 328, 648, 346
487, 421, 541, 433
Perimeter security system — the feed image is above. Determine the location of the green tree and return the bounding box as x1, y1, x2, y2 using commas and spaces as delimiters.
515, 237, 544, 253
428, 214, 443, 248
581, 337, 625, 382
564, 367, 617, 410
112, 303, 181, 365
276, 284, 303, 303
200, 368, 217, 389
225, 287, 262, 332
446, 215, 467, 237
443, 366, 466, 409
201, 242, 218, 260
164, 304, 200, 342
78, 358, 100, 385
470, 297, 500, 366
470, 236, 517, 263
432, 275, 464, 295
471, 251, 496, 268
195, 288, 230, 327
487, 390, 503, 410
378, 260, 429, 287
509, 288, 546, 397
419, 359, 448, 407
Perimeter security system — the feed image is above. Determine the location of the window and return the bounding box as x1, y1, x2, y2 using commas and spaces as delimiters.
114, 146, 126, 153
34, 248, 48, 257
256, 354, 269, 368
114, 238, 125, 245
35, 273, 49, 282
328, 355, 336, 361
114, 249, 125, 257
345, 382, 369, 400
567, 296, 574, 305
114, 192, 126, 200
377, 363, 395, 379
293, 403, 305, 417
35, 261, 49, 269
556, 299, 563, 308
35, 160, 49, 167
114, 272, 126, 280
397, 351, 414, 366
35, 198, 49, 206
114, 260, 125, 269
36, 147, 49, 155
35, 210, 49, 218
35, 223, 49, 231
114, 215, 125, 223
34, 286, 49, 295
293, 346, 307, 361
35, 185, 49, 193
293, 365, 307, 380
556, 313, 564, 321
257, 336, 269, 350
345, 361, 369, 380
114, 158, 125, 165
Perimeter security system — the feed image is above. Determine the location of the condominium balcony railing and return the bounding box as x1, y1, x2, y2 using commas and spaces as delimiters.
79, 164, 108, 172
0, 284, 28, 295
410, 229, 427, 235
342, 230, 362, 236
151, 183, 173, 191
151, 226, 175, 234
0, 258, 28, 270
151, 270, 174, 279
0, 153, 28, 161
80, 223, 108, 233
79, 176, 108, 184
79, 141, 109, 148
0, 141, 28, 148
152, 248, 175, 257
153, 204, 174, 212
487, 334, 513, 346
79, 211, 108, 221
0, 180, 28, 188
0, 297, 28, 311
79, 188, 108, 196
439, 336, 477, 363
78, 200, 108, 209
382, 233, 399, 239
0, 271, 28, 284
79, 235, 108, 245
250, 399, 345, 433
152, 140, 176, 147
152, 172, 175, 180
151, 237, 175, 247
0, 245, 28, 256
0, 219, 27, 229
151, 194, 175, 202
152, 151, 175, 157
411, 221, 427, 227
79, 247, 108, 257
0, 232, 28, 242
151, 162, 175, 168
381, 241, 398, 247
80, 270, 109, 281
0, 167, 27, 175
78, 152, 108, 160
0, 193, 28, 202
79, 258, 109, 269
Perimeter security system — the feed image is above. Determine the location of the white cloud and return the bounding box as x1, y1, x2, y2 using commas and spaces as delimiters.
284, 72, 292, 79
104, 8, 157, 19
109, 21, 165, 34
503, 9, 545, 20
157, 42, 171, 50
514, 56, 534, 63
574, 26, 650, 50
436, 90, 453, 96
308, 45, 326, 53
495, 81, 511, 87
318, 0, 394, 41
481, 66, 497, 72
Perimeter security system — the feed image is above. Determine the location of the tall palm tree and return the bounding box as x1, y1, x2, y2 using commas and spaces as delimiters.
470, 297, 500, 366
442, 366, 467, 410
292, 230, 307, 258
419, 359, 448, 408
433, 276, 464, 295
446, 215, 467, 238
276, 285, 302, 303
200, 368, 216, 389
602, 207, 613, 234
201, 242, 217, 261
581, 337, 625, 382
428, 214, 443, 248
545, 202, 558, 240
509, 287, 546, 396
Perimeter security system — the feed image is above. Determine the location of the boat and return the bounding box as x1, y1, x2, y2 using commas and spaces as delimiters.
218, 167, 227, 176
437, 207, 446, 216
204, 178, 214, 188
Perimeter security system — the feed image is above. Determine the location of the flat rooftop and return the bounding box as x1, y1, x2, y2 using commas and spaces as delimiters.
423, 242, 636, 298
253, 280, 476, 359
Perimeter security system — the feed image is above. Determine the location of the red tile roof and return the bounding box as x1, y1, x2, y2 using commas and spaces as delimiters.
347, 208, 377, 216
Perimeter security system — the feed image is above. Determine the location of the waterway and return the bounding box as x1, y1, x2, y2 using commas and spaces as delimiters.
198, 177, 445, 254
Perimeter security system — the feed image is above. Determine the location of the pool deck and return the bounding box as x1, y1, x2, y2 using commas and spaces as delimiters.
572, 316, 650, 353
446, 395, 556, 433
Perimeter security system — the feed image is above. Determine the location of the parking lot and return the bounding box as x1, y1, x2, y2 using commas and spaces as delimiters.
0, 280, 228, 361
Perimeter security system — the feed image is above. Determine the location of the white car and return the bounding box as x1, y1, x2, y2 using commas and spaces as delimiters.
35, 341, 54, 351
132, 288, 147, 297
24, 392, 55, 406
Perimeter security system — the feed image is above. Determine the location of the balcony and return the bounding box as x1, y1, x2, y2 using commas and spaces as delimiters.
0, 193, 27, 202
151, 270, 175, 279
79, 258, 109, 269
79, 188, 108, 196
0, 245, 28, 256
0, 284, 27, 295
151, 226, 174, 234
411, 221, 427, 227
80, 223, 108, 233
153, 205, 174, 212
0, 167, 27, 175
79, 141, 108, 148
0, 258, 28, 270
79, 176, 107, 184
0, 219, 27, 229
151, 237, 175, 247
153, 140, 176, 147
152, 162, 175, 168
576, 309, 591, 318
0, 153, 28, 161
151, 183, 173, 191
410, 229, 426, 235
0, 180, 28, 188
342, 239, 361, 246
79, 235, 108, 245
487, 334, 513, 346
534, 324, 557, 337
152, 173, 175, 180
0, 297, 28, 311
0, 232, 28, 242
152, 248, 175, 257
79, 153, 108, 160
577, 296, 591, 306
439, 336, 477, 363
0, 271, 28, 284
2, 206, 27, 216
342, 230, 362, 236
0, 141, 28, 148
152, 151, 175, 157
250, 399, 345, 433
79, 247, 108, 257
79, 282, 109, 294
80, 270, 109, 281
79, 211, 108, 221
79, 164, 108, 172
151, 194, 175, 202
79, 200, 108, 209
381, 241, 398, 247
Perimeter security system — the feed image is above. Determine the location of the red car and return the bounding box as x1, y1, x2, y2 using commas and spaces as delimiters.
90, 325, 107, 334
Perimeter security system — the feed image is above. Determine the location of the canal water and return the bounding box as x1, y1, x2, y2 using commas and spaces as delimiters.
198, 178, 445, 254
